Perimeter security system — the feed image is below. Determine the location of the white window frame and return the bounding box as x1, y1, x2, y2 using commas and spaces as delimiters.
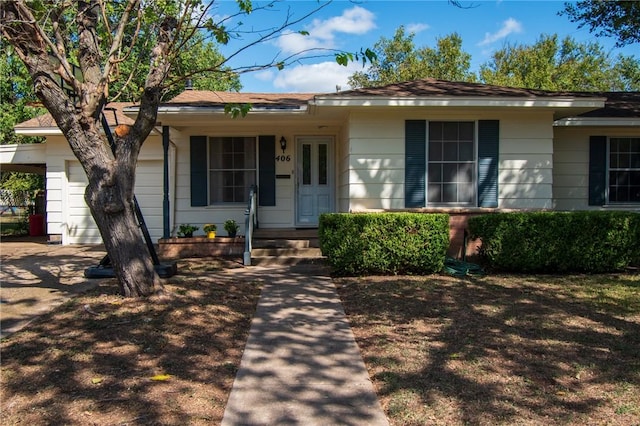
607, 136, 640, 204
426, 120, 477, 207
208, 136, 257, 205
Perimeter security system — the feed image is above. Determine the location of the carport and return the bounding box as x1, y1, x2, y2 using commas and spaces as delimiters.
0, 143, 47, 237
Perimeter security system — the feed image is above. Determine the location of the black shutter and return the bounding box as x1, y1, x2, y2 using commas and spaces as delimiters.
258, 135, 276, 206
589, 136, 607, 206
190, 136, 208, 207
478, 120, 499, 208
405, 120, 426, 208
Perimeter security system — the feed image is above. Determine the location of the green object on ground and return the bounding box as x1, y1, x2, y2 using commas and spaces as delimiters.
444, 257, 485, 277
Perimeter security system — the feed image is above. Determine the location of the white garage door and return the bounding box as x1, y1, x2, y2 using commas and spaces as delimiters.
67, 161, 163, 244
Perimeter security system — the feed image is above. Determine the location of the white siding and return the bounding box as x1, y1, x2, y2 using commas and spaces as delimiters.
170, 123, 341, 232
65, 160, 164, 244
553, 126, 640, 210
43, 135, 164, 244
344, 109, 555, 211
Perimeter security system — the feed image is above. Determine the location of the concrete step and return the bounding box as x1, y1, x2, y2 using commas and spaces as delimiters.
251, 247, 323, 257
252, 238, 319, 249
251, 254, 327, 268
249, 229, 324, 267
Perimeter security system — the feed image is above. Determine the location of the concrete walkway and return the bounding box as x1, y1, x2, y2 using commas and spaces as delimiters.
0, 238, 106, 338
221, 266, 389, 426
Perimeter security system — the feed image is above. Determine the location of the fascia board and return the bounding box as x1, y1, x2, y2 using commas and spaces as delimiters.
554, 117, 640, 127
13, 127, 62, 136
310, 96, 606, 109
125, 105, 309, 117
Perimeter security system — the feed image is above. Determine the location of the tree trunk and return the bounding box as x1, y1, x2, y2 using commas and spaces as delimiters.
1, 0, 172, 297
85, 168, 160, 297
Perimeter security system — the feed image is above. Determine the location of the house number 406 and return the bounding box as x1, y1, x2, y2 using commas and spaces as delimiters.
275, 155, 291, 162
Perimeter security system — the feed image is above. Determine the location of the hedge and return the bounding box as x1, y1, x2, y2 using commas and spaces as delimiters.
467, 211, 640, 273
318, 212, 449, 276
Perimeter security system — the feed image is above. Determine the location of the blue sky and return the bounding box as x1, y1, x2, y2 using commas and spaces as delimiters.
211, 0, 638, 93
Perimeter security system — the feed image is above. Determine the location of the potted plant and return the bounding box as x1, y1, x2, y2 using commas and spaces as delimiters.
203, 223, 217, 239
224, 219, 240, 238
177, 224, 199, 238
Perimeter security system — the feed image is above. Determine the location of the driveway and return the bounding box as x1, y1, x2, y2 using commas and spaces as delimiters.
0, 237, 106, 338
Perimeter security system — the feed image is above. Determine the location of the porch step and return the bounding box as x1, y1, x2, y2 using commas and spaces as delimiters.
250, 228, 325, 267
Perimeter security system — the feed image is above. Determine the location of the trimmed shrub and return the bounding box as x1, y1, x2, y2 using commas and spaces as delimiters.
319, 212, 449, 276
467, 211, 640, 273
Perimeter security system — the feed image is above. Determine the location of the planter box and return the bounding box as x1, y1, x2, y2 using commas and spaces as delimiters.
158, 237, 244, 259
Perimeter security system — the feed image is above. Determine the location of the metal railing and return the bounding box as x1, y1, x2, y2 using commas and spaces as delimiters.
243, 185, 258, 266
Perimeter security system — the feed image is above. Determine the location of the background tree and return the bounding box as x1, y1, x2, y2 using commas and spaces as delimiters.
0, 0, 371, 297
561, 0, 640, 47
349, 27, 474, 88
479, 34, 639, 91
0, 43, 44, 145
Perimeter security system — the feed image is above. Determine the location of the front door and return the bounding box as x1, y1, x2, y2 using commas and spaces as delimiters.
296, 137, 333, 227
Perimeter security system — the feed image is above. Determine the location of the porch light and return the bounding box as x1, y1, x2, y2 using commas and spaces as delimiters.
280, 136, 287, 153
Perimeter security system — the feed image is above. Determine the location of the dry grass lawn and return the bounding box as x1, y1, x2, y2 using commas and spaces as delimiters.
2, 259, 639, 425
337, 273, 640, 426
1, 258, 262, 425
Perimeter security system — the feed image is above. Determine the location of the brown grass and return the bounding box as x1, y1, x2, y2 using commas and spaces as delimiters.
3, 260, 640, 426
0, 258, 262, 425
336, 273, 640, 426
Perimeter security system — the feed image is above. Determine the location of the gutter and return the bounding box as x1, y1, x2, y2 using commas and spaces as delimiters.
554, 117, 640, 127
310, 96, 606, 109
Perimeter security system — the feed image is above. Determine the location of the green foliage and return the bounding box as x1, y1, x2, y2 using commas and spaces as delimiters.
319, 213, 449, 276
349, 27, 474, 89
348, 24, 639, 92
0, 172, 44, 193
0, 44, 45, 145
479, 34, 640, 91
561, 0, 640, 47
468, 212, 640, 273
224, 103, 252, 118
224, 219, 240, 234
177, 223, 199, 237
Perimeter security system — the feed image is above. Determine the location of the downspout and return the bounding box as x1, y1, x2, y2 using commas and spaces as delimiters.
162, 126, 170, 239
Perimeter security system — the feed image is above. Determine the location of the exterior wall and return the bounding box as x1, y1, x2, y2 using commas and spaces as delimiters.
44, 135, 165, 244
553, 125, 640, 210
499, 114, 554, 209
337, 123, 351, 212
346, 111, 406, 210
344, 108, 555, 211
169, 122, 340, 235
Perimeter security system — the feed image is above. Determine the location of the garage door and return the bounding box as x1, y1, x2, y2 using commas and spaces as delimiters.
67, 161, 163, 244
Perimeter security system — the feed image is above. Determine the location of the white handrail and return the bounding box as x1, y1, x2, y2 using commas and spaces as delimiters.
243, 185, 258, 266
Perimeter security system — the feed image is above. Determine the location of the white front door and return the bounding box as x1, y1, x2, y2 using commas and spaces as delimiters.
296, 137, 333, 227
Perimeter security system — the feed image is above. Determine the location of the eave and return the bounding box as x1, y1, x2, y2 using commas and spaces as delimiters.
310, 96, 605, 109
554, 117, 640, 127
13, 127, 62, 136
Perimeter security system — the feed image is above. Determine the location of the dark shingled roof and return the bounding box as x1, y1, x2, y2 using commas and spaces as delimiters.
14, 102, 135, 129
330, 78, 597, 99
576, 92, 640, 118
13, 80, 640, 130
164, 90, 315, 108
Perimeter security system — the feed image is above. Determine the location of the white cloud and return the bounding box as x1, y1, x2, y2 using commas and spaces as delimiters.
272, 61, 368, 93
406, 23, 430, 34
478, 17, 523, 46
310, 6, 376, 39
275, 6, 376, 55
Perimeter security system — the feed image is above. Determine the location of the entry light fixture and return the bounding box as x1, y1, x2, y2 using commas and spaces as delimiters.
280, 136, 287, 153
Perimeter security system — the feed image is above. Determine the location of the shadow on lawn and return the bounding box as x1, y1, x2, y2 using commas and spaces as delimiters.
338, 274, 640, 425
0, 262, 262, 425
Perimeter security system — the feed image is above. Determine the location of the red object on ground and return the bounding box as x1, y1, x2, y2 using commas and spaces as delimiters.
29, 214, 44, 236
